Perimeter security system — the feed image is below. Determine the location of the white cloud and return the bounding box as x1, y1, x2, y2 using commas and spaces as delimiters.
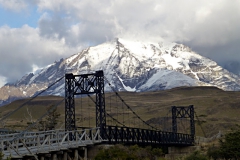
195, 7, 212, 23
0, 75, 6, 87
0, 0, 240, 85
32, 64, 40, 73
186, 1, 240, 46
0, 0, 28, 12
0, 25, 81, 83
35, 0, 240, 46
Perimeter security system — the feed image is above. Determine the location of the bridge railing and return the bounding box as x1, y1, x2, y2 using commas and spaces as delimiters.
0, 128, 103, 159
105, 126, 194, 146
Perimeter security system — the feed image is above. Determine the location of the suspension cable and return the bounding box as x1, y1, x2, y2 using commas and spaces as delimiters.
0, 76, 65, 124
195, 111, 207, 137
116, 92, 118, 124
87, 94, 126, 127
11, 98, 65, 141
104, 76, 159, 131
88, 96, 91, 127
109, 93, 112, 126
80, 94, 83, 126
106, 112, 126, 127
166, 109, 173, 131
122, 100, 124, 125
127, 107, 130, 127
164, 108, 179, 132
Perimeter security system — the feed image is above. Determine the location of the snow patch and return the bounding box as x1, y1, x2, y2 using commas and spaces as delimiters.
139, 69, 196, 90
162, 54, 182, 69
66, 54, 78, 64
116, 74, 136, 92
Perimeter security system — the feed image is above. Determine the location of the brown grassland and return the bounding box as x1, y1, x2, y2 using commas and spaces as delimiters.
1, 86, 240, 138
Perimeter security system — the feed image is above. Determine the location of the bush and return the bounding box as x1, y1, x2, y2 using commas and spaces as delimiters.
184, 151, 208, 160
206, 128, 240, 159
94, 144, 164, 160
0, 152, 3, 160
207, 145, 221, 160
218, 129, 240, 159
94, 144, 136, 160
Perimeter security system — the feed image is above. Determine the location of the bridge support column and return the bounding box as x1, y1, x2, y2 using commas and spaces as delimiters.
84, 147, 87, 160
52, 153, 57, 160
74, 149, 78, 160
78, 147, 88, 160
39, 156, 44, 160
65, 73, 76, 132
63, 151, 68, 160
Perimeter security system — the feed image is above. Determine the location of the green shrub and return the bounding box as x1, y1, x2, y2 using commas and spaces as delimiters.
94, 144, 164, 160
207, 145, 221, 160
184, 151, 208, 160
0, 152, 3, 160
218, 129, 240, 159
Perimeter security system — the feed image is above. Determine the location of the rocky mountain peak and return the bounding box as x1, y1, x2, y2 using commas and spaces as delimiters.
1, 38, 240, 106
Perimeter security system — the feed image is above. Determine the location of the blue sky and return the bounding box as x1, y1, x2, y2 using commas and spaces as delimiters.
0, 0, 240, 87
0, 5, 40, 28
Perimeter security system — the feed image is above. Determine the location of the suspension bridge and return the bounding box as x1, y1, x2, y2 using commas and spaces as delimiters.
0, 70, 195, 159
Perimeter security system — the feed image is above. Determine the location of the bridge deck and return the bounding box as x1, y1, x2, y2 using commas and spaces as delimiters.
0, 127, 194, 159
104, 126, 194, 146
0, 128, 103, 159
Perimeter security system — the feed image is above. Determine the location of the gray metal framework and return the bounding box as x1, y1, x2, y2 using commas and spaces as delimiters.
0, 128, 102, 159
105, 126, 193, 146
65, 71, 195, 146
65, 70, 106, 136
172, 105, 195, 141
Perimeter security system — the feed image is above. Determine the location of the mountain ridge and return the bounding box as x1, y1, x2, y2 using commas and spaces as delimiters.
1, 38, 240, 106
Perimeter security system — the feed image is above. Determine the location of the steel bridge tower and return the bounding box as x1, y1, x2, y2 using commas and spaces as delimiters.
172, 105, 195, 141
65, 70, 106, 137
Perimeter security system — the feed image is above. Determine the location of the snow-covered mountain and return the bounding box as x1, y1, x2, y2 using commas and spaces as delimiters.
1, 38, 240, 106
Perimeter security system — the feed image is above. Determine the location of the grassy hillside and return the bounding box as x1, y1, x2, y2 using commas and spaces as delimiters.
0, 86, 240, 137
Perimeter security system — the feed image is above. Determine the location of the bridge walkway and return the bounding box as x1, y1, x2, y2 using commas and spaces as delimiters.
0, 128, 102, 159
